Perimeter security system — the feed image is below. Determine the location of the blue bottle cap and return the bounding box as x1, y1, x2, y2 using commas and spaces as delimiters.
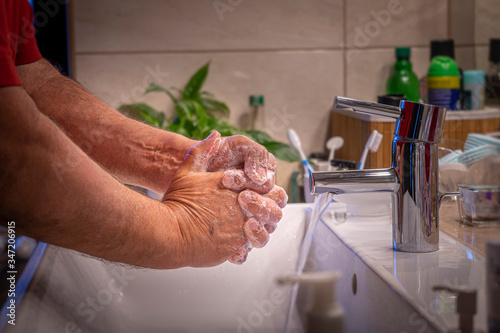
463, 70, 485, 85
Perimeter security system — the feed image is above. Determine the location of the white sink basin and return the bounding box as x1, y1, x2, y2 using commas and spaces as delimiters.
4, 204, 310, 333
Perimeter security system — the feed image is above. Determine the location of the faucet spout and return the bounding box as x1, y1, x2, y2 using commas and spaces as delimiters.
311, 169, 399, 195
334, 96, 401, 119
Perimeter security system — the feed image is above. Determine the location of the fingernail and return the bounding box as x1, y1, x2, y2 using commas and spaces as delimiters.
248, 219, 260, 231
265, 223, 277, 234
233, 173, 244, 187
240, 191, 252, 204
278, 190, 288, 209
232, 249, 247, 265
258, 168, 267, 181
206, 131, 219, 140
266, 170, 275, 184
268, 153, 277, 171
209, 136, 221, 156
222, 173, 234, 188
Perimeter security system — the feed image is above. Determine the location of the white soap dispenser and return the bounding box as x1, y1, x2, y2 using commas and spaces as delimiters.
278, 271, 344, 333
433, 285, 477, 333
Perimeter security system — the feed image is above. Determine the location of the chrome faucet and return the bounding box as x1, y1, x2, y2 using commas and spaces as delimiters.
311, 97, 447, 253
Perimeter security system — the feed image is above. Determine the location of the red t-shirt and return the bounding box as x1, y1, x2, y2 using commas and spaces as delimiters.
0, 0, 42, 86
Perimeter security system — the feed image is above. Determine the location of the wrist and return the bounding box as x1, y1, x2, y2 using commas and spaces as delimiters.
155, 200, 190, 268
131, 198, 189, 269
143, 130, 197, 194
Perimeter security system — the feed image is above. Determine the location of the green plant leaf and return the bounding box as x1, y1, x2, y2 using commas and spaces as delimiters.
207, 119, 237, 137
157, 112, 167, 128
140, 110, 161, 127
118, 103, 162, 126
182, 62, 210, 100
201, 98, 230, 117
144, 83, 178, 104
191, 100, 208, 131
176, 100, 194, 122
200, 91, 215, 98
119, 103, 160, 117
261, 141, 301, 162
122, 62, 295, 162
244, 130, 273, 144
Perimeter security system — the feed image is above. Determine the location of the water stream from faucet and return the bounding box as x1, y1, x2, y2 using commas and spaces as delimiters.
282, 192, 334, 333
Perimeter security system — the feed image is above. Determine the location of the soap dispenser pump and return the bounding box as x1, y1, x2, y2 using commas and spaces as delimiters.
433, 285, 477, 333
278, 272, 343, 333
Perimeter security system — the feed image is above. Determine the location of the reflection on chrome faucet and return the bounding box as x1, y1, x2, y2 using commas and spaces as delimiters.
311, 97, 447, 253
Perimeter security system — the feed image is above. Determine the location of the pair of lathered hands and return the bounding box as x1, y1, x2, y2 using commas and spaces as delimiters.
2, 59, 286, 269
163, 131, 287, 267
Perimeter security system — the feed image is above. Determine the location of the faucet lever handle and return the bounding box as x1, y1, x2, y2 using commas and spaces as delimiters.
334, 96, 401, 119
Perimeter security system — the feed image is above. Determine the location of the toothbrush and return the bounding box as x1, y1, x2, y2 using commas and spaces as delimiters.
326, 136, 344, 171
287, 129, 313, 175
358, 130, 383, 169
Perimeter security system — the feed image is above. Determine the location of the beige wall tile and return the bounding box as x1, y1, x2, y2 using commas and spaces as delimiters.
345, 0, 447, 49
475, 0, 500, 45
75, 51, 344, 188
475, 46, 490, 73
346, 47, 429, 102
74, 0, 343, 53
456, 46, 477, 70
450, 0, 475, 46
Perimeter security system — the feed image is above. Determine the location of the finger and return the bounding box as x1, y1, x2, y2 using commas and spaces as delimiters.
264, 223, 277, 234
224, 135, 269, 185
177, 131, 221, 176
228, 245, 250, 265
222, 169, 275, 194
243, 218, 269, 248
238, 190, 282, 224
244, 145, 268, 185
228, 249, 247, 265
267, 153, 277, 173
263, 186, 288, 209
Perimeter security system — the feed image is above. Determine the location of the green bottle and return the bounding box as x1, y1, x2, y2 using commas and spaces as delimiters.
386, 47, 420, 102
427, 56, 460, 110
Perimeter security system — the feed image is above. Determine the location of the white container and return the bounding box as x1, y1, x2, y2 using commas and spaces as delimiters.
278, 272, 344, 333
463, 70, 485, 110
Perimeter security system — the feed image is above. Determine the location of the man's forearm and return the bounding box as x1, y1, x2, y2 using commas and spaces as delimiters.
16, 59, 195, 194
0, 87, 185, 269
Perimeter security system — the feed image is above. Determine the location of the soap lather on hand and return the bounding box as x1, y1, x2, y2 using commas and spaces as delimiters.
163, 131, 287, 266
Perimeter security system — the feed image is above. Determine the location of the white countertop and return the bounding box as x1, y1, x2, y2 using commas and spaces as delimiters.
320, 211, 487, 332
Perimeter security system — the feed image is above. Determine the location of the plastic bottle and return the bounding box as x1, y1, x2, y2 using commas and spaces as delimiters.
463, 70, 485, 110
278, 272, 344, 333
249, 94, 265, 130
486, 39, 500, 106
421, 40, 464, 107
427, 56, 460, 110
386, 47, 419, 102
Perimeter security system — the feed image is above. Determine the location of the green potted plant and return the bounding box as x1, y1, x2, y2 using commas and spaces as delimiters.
119, 62, 299, 162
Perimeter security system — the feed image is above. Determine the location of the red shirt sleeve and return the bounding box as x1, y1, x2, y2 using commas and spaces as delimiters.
14, 0, 42, 66
0, 0, 42, 87
0, 3, 21, 86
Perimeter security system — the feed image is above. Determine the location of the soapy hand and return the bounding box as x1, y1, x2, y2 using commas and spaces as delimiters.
162, 132, 284, 267
222, 169, 287, 243
207, 134, 277, 190
205, 134, 286, 263
213, 135, 287, 264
